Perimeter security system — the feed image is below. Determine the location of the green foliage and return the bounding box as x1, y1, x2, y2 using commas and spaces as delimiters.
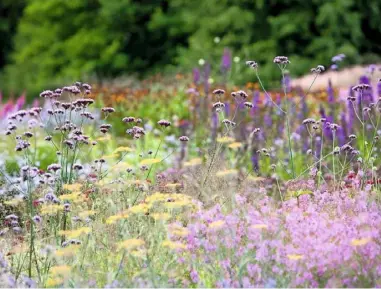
1, 0, 381, 97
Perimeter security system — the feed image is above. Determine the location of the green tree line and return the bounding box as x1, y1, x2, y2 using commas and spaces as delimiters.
1, 0, 381, 97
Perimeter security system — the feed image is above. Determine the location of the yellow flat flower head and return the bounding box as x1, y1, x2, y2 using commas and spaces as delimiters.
216, 136, 235, 143
114, 146, 135, 153
287, 254, 304, 260
228, 142, 242, 149
184, 158, 202, 167
162, 240, 187, 250
209, 220, 225, 230
118, 238, 145, 250
140, 158, 161, 165
351, 238, 371, 246
63, 183, 82, 192
50, 265, 71, 276
251, 224, 268, 229
58, 227, 91, 238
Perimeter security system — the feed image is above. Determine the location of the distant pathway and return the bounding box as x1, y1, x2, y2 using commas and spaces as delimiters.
292, 64, 381, 91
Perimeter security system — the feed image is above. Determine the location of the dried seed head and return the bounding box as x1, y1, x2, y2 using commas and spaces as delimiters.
123, 117, 135, 123
179, 136, 189, 142
273, 56, 290, 64
102, 107, 115, 113
311, 65, 325, 74
140, 165, 149, 171
24, 132, 34, 138
222, 119, 236, 126
352, 84, 371, 92
348, 134, 357, 140
63, 203, 71, 212
47, 164, 61, 172
73, 164, 83, 170
302, 118, 316, 125
330, 123, 340, 131
246, 61, 258, 69
39, 90, 54, 98
236, 90, 248, 100
32, 216, 42, 224
82, 83, 91, 90
213, 102, 225, 109
212, 89, 225, 95
244, 102, 254, 108
157, 120, 171, 127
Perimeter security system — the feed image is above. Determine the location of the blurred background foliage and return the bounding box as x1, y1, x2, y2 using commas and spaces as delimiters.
1, 0, 381, 99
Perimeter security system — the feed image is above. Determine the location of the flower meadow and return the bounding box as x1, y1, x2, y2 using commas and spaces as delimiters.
1, 56, 381, 288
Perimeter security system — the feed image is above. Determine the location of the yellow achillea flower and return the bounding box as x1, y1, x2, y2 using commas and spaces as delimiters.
4, 198, 23, 206
228, 142, 242, 149
129, 203, 151, 214
54, 245, 80, 257
130, 249, 146, 258
145, 192, 168, 203
216, 136, 235, 143
209, 220, 225, 230
97, 135, 111, 141
40, 204, 63, 215
63, 183, 82, 191
351, 238, 371, 246
162, 240, 187, 250
50, 265, 71, 276
164, 200, 190, 209
216, 169, 238, 177
103, 153, 119, 159
105, 212, 129, 224
58, 227, 91, 238
59, 192, 82, 201
287, 254, 304, 260
140, 158, 161, 165
170, 227, 189, 237
113, 146, 135, 153
151, 213, 171, 221
251, 224, 268, 229
78, 210, 96, 219
45, 277, 64, 287
184, 158, 202, 167
118, 239, 145, 250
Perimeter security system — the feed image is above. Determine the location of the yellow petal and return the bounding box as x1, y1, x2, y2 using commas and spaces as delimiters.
114, 146, 135, 153
287, 254, 304, 260
140, 158, 161, 165
216, 136, 235, 143
351, 238, 371, 246
228, 142, 242, 149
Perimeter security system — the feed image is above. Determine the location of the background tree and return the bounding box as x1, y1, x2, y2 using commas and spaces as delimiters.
1, 0, 380, 98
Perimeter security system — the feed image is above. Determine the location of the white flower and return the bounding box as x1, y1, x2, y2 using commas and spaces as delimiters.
233, 56, 240, 63
198, 59, 205, 66
208, 78, 214, 84
214, 37, 220, 44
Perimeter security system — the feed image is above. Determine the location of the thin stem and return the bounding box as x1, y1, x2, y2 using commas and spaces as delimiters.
255, 70, 286, 114
332, 131, 336, 185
